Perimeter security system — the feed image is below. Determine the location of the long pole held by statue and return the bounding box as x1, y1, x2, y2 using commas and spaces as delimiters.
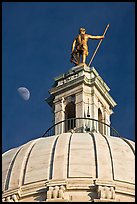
88, 24, 110, 67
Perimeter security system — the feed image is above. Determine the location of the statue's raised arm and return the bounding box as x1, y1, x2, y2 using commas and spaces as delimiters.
88, 34, 104, 40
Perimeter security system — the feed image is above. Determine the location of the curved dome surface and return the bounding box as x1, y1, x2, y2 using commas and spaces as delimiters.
2, 132, 135, 202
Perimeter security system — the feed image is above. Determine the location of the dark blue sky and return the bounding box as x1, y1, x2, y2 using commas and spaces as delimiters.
2, 2, 135, 153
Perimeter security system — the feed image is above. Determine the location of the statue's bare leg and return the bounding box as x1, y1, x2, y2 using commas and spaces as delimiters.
82, 54, 86, 64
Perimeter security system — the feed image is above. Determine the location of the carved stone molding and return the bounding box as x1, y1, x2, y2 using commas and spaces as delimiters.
93, 184, 120, 202
2, 194, 19, 202
46, 185, 66, 201
97, 185, 115, 200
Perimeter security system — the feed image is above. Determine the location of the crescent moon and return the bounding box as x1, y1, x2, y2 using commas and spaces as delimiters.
17, 87, 30, 101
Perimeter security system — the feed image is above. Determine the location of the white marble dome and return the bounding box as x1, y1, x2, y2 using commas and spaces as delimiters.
2, 132, 135, 202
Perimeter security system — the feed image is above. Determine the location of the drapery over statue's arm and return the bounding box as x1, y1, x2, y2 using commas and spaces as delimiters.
71, 39, 76, 53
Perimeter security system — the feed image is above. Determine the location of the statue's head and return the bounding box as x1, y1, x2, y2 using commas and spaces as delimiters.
79, 27, 86, 34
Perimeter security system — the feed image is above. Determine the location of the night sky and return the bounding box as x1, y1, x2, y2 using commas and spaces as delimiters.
2, 2, 135, 153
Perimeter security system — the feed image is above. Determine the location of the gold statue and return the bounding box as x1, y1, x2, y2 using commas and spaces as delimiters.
71, 27, 104, 65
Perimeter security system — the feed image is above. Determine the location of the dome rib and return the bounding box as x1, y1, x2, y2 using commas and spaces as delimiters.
52, 133, 72, 180
90, 133, 98, 178
3, 146, 22, 191
49, 135, 59, 179
105, 136, 135, 184
67, 133, 73, 178
120, 138, 135, 155
23, 136, 58, 184
93, 132, 114, 180
6, 139, 40, 190
20, 141, 37, 186
5, 146, 22, 190
68, 133, 97, 178
102, 135, 115, 180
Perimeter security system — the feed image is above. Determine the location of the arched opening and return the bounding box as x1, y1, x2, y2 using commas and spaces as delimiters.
65, 100, 76, 132
98, 108, 103, 134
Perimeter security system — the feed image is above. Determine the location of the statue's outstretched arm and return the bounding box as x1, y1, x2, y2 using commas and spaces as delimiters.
88, 34, 104, 40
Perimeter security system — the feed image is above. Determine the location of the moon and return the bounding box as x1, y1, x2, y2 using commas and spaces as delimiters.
17, 87, 30, 101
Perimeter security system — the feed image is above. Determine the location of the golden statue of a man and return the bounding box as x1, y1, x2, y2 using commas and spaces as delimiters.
71, 27, 104, 65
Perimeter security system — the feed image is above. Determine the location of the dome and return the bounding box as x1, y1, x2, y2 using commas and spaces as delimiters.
2, 132, 135, 202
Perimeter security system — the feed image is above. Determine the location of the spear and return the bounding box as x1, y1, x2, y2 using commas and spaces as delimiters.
88, 24, 110, 67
